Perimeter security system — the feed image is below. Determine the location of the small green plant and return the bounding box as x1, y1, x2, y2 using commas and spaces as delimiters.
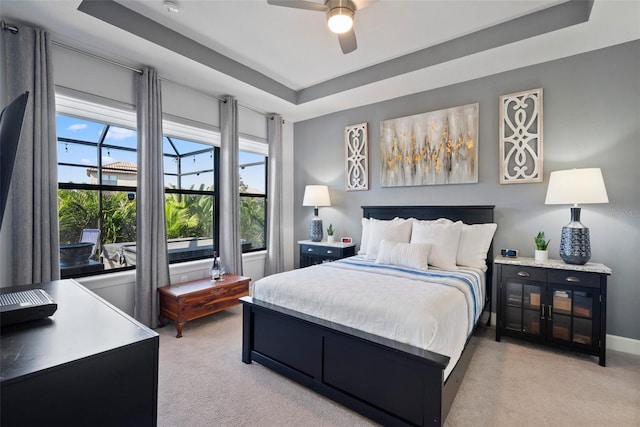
535, 231, 550, 250
327, 224, 334, 236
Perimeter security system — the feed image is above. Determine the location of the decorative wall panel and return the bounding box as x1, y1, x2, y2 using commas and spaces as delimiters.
499, 88, 543, 184
345, 122, 368, 191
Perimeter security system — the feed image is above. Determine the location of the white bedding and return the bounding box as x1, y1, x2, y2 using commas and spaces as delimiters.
250, 256, 485, 378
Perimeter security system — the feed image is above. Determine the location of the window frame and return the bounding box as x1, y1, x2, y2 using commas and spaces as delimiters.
238, 150, 268, 253
56, 93, 269, 279
162, 135, 220, 264
57, 118, 140, 278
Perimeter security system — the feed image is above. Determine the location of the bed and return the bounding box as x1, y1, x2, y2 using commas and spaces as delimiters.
241, 205, 495, 426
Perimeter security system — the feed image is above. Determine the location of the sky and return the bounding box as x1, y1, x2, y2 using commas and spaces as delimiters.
56, 115, 266, 193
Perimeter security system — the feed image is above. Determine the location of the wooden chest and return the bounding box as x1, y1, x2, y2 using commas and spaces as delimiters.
158, 274, 250, 337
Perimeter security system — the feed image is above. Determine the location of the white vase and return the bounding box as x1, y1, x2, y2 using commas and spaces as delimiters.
327, 235, 335, 243
535, 249, 548, 263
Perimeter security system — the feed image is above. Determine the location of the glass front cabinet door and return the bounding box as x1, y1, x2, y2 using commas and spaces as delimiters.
546, 271, 601, 351
499, 265, 546, 341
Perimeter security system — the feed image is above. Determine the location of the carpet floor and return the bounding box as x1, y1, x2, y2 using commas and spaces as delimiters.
157, 306, 640, 427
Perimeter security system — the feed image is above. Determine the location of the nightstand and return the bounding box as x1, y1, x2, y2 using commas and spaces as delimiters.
298, 240, 356, 268
495, 256, 612, 366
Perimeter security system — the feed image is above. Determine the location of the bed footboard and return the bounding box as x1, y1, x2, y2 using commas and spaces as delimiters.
241, 296, 456, 426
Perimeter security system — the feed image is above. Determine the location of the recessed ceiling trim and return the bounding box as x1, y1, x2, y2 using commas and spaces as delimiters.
78, 0, 593, 107
77, 0, 298, 104
298, 0, 594, 104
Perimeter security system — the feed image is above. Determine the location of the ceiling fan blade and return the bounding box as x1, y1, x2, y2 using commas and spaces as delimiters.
351, 0, 378, 10
266, 0, 328, 12
338, 28, 357, 54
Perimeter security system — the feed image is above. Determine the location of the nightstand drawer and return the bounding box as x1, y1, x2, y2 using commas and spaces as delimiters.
501, 264, 546, 281
301, 244, 344, 258
298, 241, 356, 268
547, 270, 600, 288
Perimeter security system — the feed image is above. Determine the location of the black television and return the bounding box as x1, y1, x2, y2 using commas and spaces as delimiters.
0, 91, 29, 228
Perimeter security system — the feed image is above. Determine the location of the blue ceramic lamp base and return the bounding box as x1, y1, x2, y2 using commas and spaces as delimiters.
310, 217, 323, 242
559, 207, 591, 265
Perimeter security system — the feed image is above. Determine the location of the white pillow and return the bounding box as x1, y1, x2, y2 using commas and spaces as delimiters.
359, 217, 397, 256
358, 218, 370, 255
375, 240, 431, 270
365, 218, 413, 260
410, 220, 463, 269
457, 223, 497, 270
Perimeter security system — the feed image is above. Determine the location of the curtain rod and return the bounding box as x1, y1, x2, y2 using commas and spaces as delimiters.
50, 39, 272, 119
1, 20, 19, 34
52, 40, 142, 74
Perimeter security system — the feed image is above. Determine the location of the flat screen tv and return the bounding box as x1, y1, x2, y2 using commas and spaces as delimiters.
0, 91, 30, 228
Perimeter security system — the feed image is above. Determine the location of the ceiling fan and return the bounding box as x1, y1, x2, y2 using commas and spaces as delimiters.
267, 0, 378, 54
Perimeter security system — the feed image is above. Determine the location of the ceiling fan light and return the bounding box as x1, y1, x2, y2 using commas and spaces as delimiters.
327, 7, 354, 34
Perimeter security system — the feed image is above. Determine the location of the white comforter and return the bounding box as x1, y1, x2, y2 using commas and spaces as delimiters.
250, 256, 485, 378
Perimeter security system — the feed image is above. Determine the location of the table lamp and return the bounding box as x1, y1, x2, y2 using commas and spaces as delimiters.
303, 185, 331, 242
544, 168, 608, 264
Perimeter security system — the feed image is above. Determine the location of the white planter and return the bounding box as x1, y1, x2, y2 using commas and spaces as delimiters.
535, 249, 548, 263
327, 235, 335, 243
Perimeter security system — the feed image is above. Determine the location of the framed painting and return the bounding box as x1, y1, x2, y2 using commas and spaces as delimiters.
380, 103, 478, 187
499, 88, 543, 184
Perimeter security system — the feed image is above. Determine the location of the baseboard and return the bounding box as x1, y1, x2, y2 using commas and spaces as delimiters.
607, 334, 640, 356
490, 311, 497, 327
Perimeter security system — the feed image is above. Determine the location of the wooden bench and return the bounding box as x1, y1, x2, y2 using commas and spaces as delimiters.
158, 274, 250, 337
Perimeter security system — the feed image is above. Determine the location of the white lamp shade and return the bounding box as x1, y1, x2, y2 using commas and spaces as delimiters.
303, 185, 331, 207
545, 168, 609, 206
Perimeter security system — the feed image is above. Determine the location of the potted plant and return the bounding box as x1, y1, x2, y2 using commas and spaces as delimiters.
534, 231, 550, 262
327, 224, 335, 243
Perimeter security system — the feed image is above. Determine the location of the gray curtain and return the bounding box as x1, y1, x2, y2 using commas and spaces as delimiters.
219, 96, 242, 276
135, 66, 169, 328
265, 114, 284, 275
2, 23, 60, 285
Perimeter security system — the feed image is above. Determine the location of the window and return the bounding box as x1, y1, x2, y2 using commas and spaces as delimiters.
57, 115, 139, 276
56, 96, 269, 278
239, 150, 267, 252
101, 174, 117, 186
163, 135, 217, 262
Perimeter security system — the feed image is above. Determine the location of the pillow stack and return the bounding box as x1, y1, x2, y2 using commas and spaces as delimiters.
359, 217, 497, 271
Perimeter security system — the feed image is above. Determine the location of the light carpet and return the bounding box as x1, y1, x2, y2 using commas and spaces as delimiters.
156, 306, 640, 426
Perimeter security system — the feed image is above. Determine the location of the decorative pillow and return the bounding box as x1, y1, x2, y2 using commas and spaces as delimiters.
365, 218, 413, 260
457, 223, 497, 270
410, 220, 463, 269
411, 217, 453, 225
375, 240, 431, 270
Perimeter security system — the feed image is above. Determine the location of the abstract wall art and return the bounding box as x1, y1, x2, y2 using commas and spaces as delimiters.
380, 103, 479, 187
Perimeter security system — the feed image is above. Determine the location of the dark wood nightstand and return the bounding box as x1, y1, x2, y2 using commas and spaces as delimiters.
495, 256, 611, 366
298, 240, 356, 268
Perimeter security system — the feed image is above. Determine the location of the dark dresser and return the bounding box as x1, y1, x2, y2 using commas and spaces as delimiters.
1, 279, 159, 427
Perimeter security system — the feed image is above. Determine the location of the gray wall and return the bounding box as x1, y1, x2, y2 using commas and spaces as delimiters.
293, 41, 640, 341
